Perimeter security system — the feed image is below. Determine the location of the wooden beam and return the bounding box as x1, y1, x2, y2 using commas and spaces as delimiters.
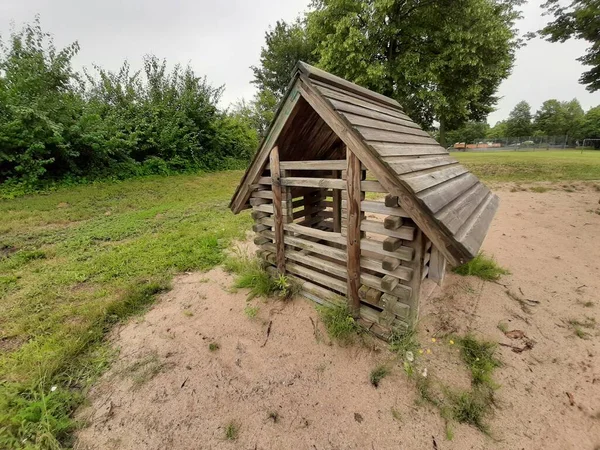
428, 246, 446, 287
332, 170, 342, 233
270, 146, 285, 274
346, 148, 361, 316
279, 160, 347, 170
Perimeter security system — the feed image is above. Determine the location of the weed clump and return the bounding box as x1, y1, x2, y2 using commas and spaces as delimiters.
244, 305, 259, 318
447, 389, 491, 434
389, 327, 419, 355
316, 301, 359, 344
224, 420, 239, 440
369, 365, 390, 387
457, 334, 501, 386
453, 252, 509, 281
209, 342, 220, 352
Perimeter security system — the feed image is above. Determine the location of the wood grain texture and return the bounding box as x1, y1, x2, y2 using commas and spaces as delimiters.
428, 246, 446, 287
270, 146, 285, 274
346, 148, 362, 316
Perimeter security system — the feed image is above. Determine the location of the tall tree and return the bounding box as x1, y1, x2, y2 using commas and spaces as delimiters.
445, 122, 490, 146
534, 98, 584, 137
487, 120, 509, 139
540, 0, 600, 92
505, 101, 533, 137
306, 0, 523, 146
581, 105, 600, 141
251, 18, 317, 99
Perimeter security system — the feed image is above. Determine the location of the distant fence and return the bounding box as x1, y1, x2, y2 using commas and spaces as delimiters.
451, 135, 576, 152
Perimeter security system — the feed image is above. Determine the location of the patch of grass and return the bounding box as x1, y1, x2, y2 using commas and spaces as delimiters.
316, 301, 360, 344
389, 327, 419, 355
457, 334, 501, 386
447, 388, 491, 435
0, 171, 251, 447
267, 411, 279, 423
453, 252, 509, 281
391, 407, 402, 421
369, 364, 390, 388
224, 420, 239, 440
224, 253, 278, 300
209, 342, 220, 352
273, 273, 300, 300
529, 186, 550, 193
454, 150, 600, 182
497, 322, 508, 333
244, 305, 259, 318
182, 309, 194, 317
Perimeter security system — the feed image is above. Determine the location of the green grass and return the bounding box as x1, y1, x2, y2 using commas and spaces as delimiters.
209, 342, 220, 352
457, 335, 502, 386
224, 253, 278, 300
244, 305, 259, 318
454, 150, 600, 182
224, 420, 239, 440
0, 170, 251, 448
316, 301, 360, 344
369, 365, 390, 388
453, 252, 509, 281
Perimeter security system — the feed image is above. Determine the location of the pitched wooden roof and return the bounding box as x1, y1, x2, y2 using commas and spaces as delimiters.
230, 62, 498, 266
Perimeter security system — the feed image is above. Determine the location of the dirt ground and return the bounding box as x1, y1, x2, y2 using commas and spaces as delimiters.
75, 183, 600, 450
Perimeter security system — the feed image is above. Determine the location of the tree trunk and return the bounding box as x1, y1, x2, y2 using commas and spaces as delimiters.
439, 118, 446, 148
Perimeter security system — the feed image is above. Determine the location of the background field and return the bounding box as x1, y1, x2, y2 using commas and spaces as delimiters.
454, 149, 600, 182
1, 150, 600, 447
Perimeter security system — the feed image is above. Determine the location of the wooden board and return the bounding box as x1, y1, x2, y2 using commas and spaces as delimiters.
281, 177, 346, 190
400, 164, 469, 193
428, 246, 446, 287
346, 149, 362, 316
360, 220, 415, 240
270, 146, 285, 274
367, 142, 448, 157
356, 127, 438, 146
279, 160, 347, 170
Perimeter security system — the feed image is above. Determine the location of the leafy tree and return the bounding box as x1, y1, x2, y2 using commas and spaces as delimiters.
232, 88, 278, 138
306, 0, 523, 146
533, 98, 584, 138
581, 105, 600, 141
445, 122, 490, 146
540, 0, 600, 92
487, 120, 509, 139
251, 18, 317, 99
505, 101, 533, 137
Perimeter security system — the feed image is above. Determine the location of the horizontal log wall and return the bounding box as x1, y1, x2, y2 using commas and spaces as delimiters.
251, 159, 426, 334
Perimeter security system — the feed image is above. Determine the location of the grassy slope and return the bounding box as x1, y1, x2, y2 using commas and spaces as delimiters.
0, 171, 250, 448
454, 150, 600, 182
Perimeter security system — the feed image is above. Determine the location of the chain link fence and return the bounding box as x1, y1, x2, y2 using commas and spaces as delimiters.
451, 135, 578, 152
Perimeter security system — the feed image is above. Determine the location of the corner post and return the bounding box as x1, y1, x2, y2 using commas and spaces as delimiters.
270, 146, 285, 274
346, 147, 361, 316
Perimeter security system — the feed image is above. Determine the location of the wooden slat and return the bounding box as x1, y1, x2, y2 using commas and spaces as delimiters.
252, 203, 273, 214
315, 83, 409, 121
383, 237, 402, 252
332, 170, 342, 232
386, 156, 458, 175
400, 164, 469, 193
332, 100, 421, 129
342, 112, 431, 137
367, 142, 448, 157
270, 146, 285, 274
356, 127, 438, 145
346, 149, 362, 316
250, 198, 270, 207
250, 190, 273, 200
356, 200, 408, 217
381, 275, 399, 291
279, 160, 347, 170
434, 182, 489, 234
360, 180, 387, 193
281, 177, 346, 190
361, 238, 414, 262
405, 228, 425, 325
456, 193, 500, 256
418, 173, 479, 214
284, 223, 345, 245
360, 220, 415, 240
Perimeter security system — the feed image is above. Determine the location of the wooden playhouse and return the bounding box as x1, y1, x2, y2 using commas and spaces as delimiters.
229, 62, 498, 338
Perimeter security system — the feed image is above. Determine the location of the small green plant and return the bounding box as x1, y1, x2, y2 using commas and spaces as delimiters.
183, 309, 194, 317
267, 411, 279, 423
316, 301, 359, 344
244, 304, 259, 318
122, 352, 168, 388
274, 274, 299, 300
391, 407, 402, 421
224, 421, 239, 440
209, 342, 220, 352
369, 364, 390, 387
497, 322, 508, 333
457, 334, 501, 386
453, 252, 509, 281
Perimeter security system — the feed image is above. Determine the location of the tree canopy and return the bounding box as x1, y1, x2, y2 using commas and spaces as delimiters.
505, 101, 533, 137
540, 0, 600, 92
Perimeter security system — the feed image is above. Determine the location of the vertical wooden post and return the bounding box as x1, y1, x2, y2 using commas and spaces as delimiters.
346, 147, 361, 316
428, 246, 446, 287
270, 146, 285, 274
406, 227, 425, 326
332, 170, 341, 233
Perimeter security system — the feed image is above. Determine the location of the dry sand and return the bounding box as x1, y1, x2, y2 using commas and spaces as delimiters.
76, 183, 600, 450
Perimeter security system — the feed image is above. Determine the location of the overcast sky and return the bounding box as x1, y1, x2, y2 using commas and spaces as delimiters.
1, 0, 599, 125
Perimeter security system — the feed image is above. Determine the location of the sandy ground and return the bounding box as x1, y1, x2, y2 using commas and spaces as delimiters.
75, 183, 600, 450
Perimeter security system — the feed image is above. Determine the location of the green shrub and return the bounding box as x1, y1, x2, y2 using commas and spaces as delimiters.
316, 301, 359, 343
